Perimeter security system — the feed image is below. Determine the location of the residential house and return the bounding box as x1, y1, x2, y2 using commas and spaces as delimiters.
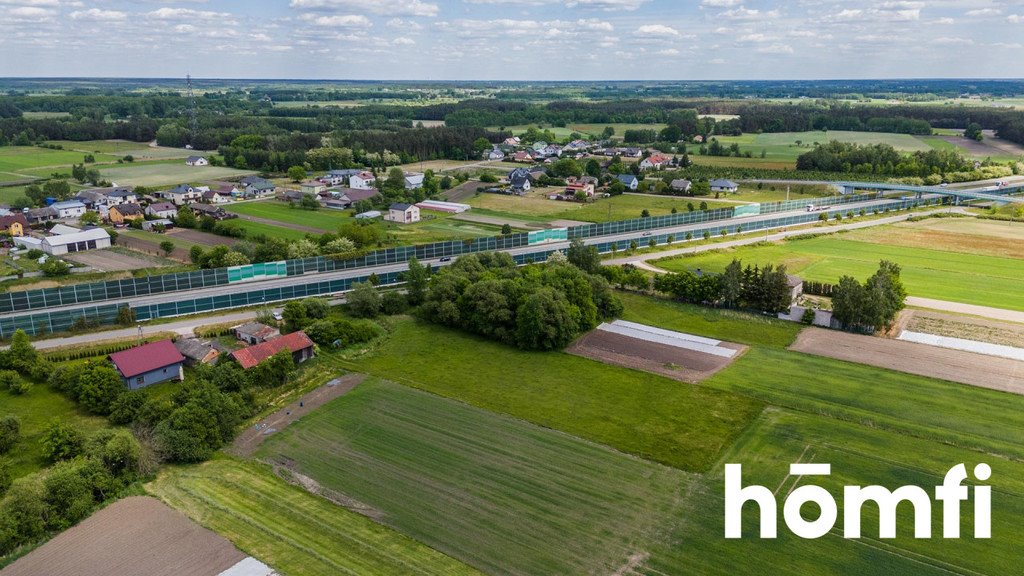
527, 167, 547, 182
565, 139, 592, 151
510, 172, 531, 194
25, 207, 57, 224
231, 331, 315, 370
107, 188, 137, 205
487, 148, 505, 161
145, 202, 178, 219
0, 214, 29, 237
234, 322, 281, 345
337, 188, 380, 209
621, 148, 643, 158
502, 137, 521, 146
160, 184, 203, 205
349, 171, 376, 190
173, 338, 220, 366
185, 156, 209, 166
616, 174, 639, 190
670, 179, 692, 194
639, 154, 670, 171
786, 275, 804, 304
278, 190, 306, 203
189, 203, 230, 220
531, 141, 548, 152
511, 151, 532, 163
566, 181, 595, 198
51, 200, 87, 220
542, 144, 563, 157
240, 177, 276, 198
710, 179, 739, 193
201, 190, 231, 204
109, 339, 185, 390
387, 203, 420, 224
108, 203, 145, 225
300, 181, 326, 195
404, 172, 425, 190
317, 174, 345, 186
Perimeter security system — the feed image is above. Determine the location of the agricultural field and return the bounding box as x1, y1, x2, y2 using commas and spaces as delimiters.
255, 378, 693, 575
725, 183, 836, 203
227, 201, 353, 232
0, 385, 111, 479
0, 185, 33, 204
654, 220, 1024, 310
45, 139, 196, 160
492, 123, 668, 140
340, 315, 766, 472
148, 459, 478, 576
97, 161, 255, 188
216, 219, 311, 242
643, 408, 1024, 575
0, 146, 118, 181
466, 188, 729, 223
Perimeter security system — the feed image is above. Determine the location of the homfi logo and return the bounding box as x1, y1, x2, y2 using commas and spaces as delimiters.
724, 463, 991, 539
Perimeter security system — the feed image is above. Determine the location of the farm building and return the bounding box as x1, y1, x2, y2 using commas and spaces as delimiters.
0, 213, 29, 237
25, 207, 58, 224
404, 172, 425, 190
231, 331, 315, 369
355, 210, 382, 219
109, 339, 186, 389
15, 226, 111, 255
174, 338, 220, 366
386, 203, 420, 224
710, 179, 739, 193
337, 188, 380, 208
108, 203, 144, 225
141, 219, 173, 232
185, 156, 209, 166
234, 322, 280, 345
416, 200, 471, 213
189, 203, 231, 220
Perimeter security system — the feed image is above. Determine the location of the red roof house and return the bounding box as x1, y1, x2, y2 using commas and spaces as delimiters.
109, 339, 186, 389
230, 331, 315, 369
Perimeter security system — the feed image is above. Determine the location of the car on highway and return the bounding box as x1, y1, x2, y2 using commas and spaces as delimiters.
642, 232, 652, 236
439, 256, 452, 262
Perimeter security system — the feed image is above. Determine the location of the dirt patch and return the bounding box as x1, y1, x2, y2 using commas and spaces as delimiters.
450, 212, 543, 230
269, 460, 385, 521
567, 329, 745, 383
114, 234, 191, 261
937, 133, 1024, 157
64, 249, 166, 272
166, 228, 237, 247
1, 496, 245, 576
229, 373, 366, 457
440, 180, 484, 203
904, 309, 1024, 348
547, 219, 591, 228
790, 327, 1024, 395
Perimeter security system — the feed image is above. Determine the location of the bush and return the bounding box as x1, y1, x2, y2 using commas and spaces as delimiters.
41, 420, 84, 462
801, 308, 816, 325
0, 416, 20, 454
40, 258, 71, 277
381, 291, 408, 315
25, 249, 44, 260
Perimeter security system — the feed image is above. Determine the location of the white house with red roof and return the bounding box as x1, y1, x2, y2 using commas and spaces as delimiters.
639, 154, 671, 170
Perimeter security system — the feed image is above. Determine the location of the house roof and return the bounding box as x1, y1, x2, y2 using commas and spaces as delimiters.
43, 227, 110, 247
338, 188, 379, 202
167, 184, 194, 194
231, 331, 314, 369
354, 171, 375, 180
617, 174, 638, 184
51, 200, 85, 210
113, 202, 144, 215
107, 188, 135, 198
235, 322, 279, 340
147, 202, 177, 213
711, 179, 738, 187
390, 203, 414, 211
510, 175, 529, 187
186, 156, 206, 162
174, 338, 216, 361
109, 339, 185, 378
27, 207, 57, 218
670, 179, 692, 189
0, 214, 29, 228
49, 224, 82, 235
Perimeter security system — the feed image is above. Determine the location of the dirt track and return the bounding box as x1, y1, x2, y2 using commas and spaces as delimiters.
229, 373, 366, 457
790, 327, 1024, 395
567, 330, 745, 383
0, 496, 244, 576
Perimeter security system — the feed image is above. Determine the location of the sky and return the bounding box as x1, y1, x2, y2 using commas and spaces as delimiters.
0, 0, 1023, 80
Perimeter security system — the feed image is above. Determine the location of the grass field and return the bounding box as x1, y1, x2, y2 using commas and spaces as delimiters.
147, 458, 480, 576
466, 189, 730, 223
645, 408, 1024, 575
45, 140, 195, 160
226, 201, 353, 231
492, 123, 668, 140
0, 146, 118, 181
255, 378, 693, 575
216, 219, 311, 242
97, 162, 255, 188
339, 317, 763, 472
0, 186, 31, 203
654, 222, 1024, 310
0, 386, 111, 479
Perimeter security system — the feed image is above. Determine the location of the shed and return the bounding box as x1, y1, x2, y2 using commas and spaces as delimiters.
173, 338, 220, 366
231, 331, 315, 369
234, 321, 280, 345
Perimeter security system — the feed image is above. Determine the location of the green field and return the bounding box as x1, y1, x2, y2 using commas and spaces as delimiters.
492, 123, 668, 140
97, 162, 255, 188
467, 189, 730, 223
45, 140, 195, 160
217, 219, 311, 242
646, 408, 1024, 575
147, 458, 480, 576
227, 201, 354, 231
654, 227, 1024, 310
0, 146, 118, 181
256, 378, 693, 575
0, 386, 111, 479
340, 317, 764, 472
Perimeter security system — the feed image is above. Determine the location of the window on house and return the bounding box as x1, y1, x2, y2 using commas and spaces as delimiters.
136, 377, 144, 385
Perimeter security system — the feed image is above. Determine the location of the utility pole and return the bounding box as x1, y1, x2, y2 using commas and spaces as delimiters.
786, 186, 790, 202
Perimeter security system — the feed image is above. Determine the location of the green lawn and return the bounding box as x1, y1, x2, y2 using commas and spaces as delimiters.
97, 162, 255, 188
338, 317, 762, 472
0, 146, 118, 180
0, 386, 111, 479
147, 458, 479, 576
226, 201, 354, 232
654, 232, 1024, 310
467, 189, 730, 223
644, 408, 1024, 575
44, 140, 194, 160
0, 186, 30, 203
217, 220, 312, 242
256, 378, 693, 575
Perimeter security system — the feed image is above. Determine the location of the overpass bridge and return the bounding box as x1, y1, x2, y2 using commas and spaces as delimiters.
836, 181, 1024, 204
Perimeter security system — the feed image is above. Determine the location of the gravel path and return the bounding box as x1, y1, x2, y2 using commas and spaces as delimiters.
906, 297, 1024, 325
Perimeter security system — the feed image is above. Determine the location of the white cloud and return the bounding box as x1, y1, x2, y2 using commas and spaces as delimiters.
756, 43, 793, 54
289, 0, 439, 17
636, 24, 679, 36
387, 18, 423, 29
656, 48, 679, 55
8, 6, 54, 19
565, 0, 649, 11
965, 8, 1000, 17
700, 0, 739, 5
738, 32, 775, 42
70, 8, 126, 21
720, 7, 779, 20
934, 17, 955, 24
299, 13, 370, 27
1009, 14, 1024, 23
932, 36, 973, 45
393, 37, 415, 45
148, 7, 231, 20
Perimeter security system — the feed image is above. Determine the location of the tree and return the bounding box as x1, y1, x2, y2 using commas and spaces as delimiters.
41, 419, 84, 462
302, 297, 330, 320
383, 167, 406, 192
5, 330, 37, 370
189, 245, 204, 264
77, 365, 124, 415
0, 371, 28, 396
964, 122, 983, 142
298, 193, 320, 211
79, 211, 100, 226
473, 137, 491, 155
175, 205, 197, 229
551, 158, 583, 179
287, 239, 320, 259
159, 240, 175, 255
287, 166, 306, 182
501, 223, 512, 235
864, 260, 907, 330
515, 288, 578, 350
585, 159, 601, 178
40, 258, 71, 277
720, 259, 744, 308
831, 275, 870, 332
282, 300, 308, 333
402, 257, 430, 306
322, 237, 356, 255
0, 416, 20, 454
348, 281, 382, 318
567, 238, 600, 274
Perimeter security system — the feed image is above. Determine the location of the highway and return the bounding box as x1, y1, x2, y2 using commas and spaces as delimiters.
0, 195, 911, 322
